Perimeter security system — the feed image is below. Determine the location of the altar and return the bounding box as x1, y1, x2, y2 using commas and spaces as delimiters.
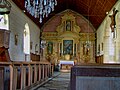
59, 60, 74, 71
42, 12, 96, 69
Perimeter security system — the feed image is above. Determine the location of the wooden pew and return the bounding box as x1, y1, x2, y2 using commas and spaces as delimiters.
70, 64, 120, 90
0, 61, 53, 90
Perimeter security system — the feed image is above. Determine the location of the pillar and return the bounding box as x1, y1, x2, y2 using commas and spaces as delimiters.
103, 17, 111, 63
115, 13, 120, 63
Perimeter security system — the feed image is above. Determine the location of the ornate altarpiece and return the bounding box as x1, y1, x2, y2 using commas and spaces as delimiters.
56, 13, 80, 58
42, 12, 95, 65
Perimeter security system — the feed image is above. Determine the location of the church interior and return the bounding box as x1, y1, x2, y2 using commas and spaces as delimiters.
0, 0, 120, 90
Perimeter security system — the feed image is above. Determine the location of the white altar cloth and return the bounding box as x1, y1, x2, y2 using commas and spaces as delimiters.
59, 60, 74, 66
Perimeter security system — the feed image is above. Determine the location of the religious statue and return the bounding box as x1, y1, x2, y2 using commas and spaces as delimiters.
66, 20, 71, 31
47, 42, 53, 54
109, 8, 118, 32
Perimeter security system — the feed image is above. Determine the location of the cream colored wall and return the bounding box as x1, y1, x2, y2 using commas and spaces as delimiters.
115, 3, 120, 63
8, 0, 40, 61
97, 22, 105, 56
97, 1, 120, 63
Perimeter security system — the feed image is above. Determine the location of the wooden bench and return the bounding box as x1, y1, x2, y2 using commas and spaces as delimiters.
70, 64, 120, 90
0, 61, 53, 90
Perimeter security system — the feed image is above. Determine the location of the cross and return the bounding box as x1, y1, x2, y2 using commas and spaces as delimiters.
109, 8, 118, 32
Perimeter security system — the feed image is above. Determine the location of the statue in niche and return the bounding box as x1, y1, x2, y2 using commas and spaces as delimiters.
86, 48, 90, 55
47, 42, 53, 54
56, 13, 80, 35
85, 44, 90, 55
82, 42, 90, 63
66, 20, 71, 31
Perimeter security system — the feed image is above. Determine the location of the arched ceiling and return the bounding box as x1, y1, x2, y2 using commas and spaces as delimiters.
13, 0, 117, 30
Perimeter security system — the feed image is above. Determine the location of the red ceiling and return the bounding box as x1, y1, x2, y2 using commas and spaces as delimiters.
12, 0, 118, 30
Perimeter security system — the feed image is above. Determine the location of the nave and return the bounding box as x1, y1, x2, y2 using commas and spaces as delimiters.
32, 72, 70, 90
1, 0, 120, 90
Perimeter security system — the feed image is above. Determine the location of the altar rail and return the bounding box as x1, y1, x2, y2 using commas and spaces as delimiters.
0, 61, 53, 90
70, 64, 120, 90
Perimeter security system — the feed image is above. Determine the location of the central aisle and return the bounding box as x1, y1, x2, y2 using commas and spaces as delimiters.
36, 72, 70, 90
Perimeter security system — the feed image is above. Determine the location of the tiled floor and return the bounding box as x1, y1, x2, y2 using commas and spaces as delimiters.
36, 72, 70, 90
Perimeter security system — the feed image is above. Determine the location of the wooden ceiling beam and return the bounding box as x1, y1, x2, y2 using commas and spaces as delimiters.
12, 0, 118, 30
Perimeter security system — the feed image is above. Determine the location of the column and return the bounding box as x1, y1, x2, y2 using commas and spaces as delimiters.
103, 17, 111, 63
115, 13, 120, 62
90, 41, 95, 63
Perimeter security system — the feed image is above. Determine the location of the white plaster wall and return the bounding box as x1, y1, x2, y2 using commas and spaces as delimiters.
97, 1, 120, 63
8, 0, 40, 61
97, 21, 105, 56
115, 2, 120, 63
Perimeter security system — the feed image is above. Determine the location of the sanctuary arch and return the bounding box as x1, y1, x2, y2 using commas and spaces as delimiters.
42, 11, 96, 69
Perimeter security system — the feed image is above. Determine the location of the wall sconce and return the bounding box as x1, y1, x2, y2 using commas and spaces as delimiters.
0, 0, 11, 14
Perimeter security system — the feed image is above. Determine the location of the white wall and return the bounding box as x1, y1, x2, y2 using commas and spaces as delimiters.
8, 0, 40, 61
97, 21, 105, 56
97, 1, 120, 63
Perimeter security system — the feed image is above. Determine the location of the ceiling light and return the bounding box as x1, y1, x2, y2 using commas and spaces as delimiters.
25, 0, 57, 23
106, 12, 109, 15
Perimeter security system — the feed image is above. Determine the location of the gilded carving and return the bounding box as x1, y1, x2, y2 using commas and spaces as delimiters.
56, 13, 80, 35
79, 33, 95, 41
42, 11, 96, 65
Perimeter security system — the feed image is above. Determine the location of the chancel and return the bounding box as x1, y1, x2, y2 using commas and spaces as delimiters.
1, 0, 120, 90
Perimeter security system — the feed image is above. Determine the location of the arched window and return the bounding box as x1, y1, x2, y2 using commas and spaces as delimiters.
24, 23, 30, 54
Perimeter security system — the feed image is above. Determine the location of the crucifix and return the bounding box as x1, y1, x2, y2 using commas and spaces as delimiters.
109, 8, 118, 38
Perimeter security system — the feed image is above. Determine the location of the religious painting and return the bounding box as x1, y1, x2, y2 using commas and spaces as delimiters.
63, 40, 73, 55
15, 34, 18, 45
102, 43, 103, 51
0, 14, 8, 30
47, 42, 53, 54
66, 20, 71, 31
30, 42, 33, 50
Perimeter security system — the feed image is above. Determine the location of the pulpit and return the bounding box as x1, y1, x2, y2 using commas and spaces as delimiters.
0, 29, 10, 62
